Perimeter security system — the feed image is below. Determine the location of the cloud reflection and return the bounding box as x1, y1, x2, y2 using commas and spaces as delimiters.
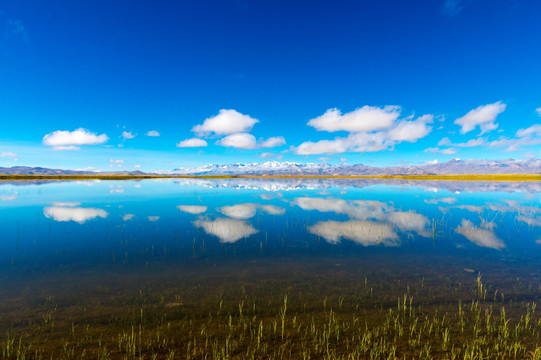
455, 219, 505, 250
308, 220, 399, 246
219, 203, 257, 219
193, 218, 258, 243
43, 205, 108, 224
177, 205, 208, 214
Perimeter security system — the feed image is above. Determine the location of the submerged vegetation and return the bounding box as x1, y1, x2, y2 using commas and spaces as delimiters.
3, 263, 541, 359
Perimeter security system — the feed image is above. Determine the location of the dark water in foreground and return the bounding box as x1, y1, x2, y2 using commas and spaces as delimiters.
1, 178, 541, 359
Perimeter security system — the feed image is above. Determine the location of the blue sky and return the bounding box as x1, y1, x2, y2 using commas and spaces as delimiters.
1, 0, 540, 172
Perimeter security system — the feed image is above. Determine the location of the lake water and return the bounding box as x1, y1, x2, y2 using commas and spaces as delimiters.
1, 178, 541, 359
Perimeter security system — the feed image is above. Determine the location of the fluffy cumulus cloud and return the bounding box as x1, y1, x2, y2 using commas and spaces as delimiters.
43, 205, 108, 224
218, 133, 257, 149
146, 130, 160, 137
122, 131, 135, 139
260, 136, 286, 148
176, 138, 208, 148
296, 106, 433, 155
193, 109, 259, 136
43, 128, 108, 150
307, 106, 400, 132
193, 218, 258, 243
454, 101, 506, 135
179, 109, 286, 150
387, 115, 433, 142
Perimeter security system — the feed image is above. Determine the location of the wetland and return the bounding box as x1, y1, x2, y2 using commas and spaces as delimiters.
1, 178, 541, 359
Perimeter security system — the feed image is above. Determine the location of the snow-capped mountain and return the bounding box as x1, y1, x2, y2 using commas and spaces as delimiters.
166, 159, 541, 176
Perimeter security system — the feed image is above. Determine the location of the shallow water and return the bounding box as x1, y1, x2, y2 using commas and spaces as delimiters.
1, 178, 541, 358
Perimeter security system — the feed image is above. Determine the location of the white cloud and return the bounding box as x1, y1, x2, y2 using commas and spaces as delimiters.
193, 109, 259, 136
516, 124, 541, 138
218, 133, 257, 149
43, 206, 108, 224
437, 137, 452, 146
193, 218, 258, 243
424, 147, 457, 155
425, 159, 439, 165
455, 219, 505, 250
454, 101, 506, 135
260, 136, 286, 148
177, 205, 207, 214
296, 107, 433, 155
110, 159, 124, 165
260, 152, 274, 159
0, 152, 17, 158
487, 125, 541, 151
308, 220, 399, 246
387, 114, 433, 142
220, 203, 257, 219
307, 106, 400, 132
134, 165, 141, 168
148, 216, 160, 222
122, 131, 135, 139
295, 138, 349, 155
536, 107, 541, 117
176, 138, 208, 148
146, 130, 160, 137
43, 128, 108, 150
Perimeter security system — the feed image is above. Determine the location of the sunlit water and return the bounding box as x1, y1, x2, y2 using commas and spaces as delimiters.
1, 178, 541, 358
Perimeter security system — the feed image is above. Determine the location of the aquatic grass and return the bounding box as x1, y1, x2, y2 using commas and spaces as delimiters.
3, 272, 541, 359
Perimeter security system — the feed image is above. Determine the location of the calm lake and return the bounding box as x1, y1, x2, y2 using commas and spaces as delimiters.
1, 178, 541, 359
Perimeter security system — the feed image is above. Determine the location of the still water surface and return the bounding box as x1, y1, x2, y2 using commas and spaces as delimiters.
1, 178, 541, 358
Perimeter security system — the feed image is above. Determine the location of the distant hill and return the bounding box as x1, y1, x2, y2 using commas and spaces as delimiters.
0, 166, 147, 176
1, 158, 540, 176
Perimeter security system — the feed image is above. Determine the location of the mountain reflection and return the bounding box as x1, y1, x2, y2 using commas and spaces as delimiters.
174, 178, 541, 193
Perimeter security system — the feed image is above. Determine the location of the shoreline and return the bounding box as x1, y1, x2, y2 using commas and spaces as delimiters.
1, 174, 541, 181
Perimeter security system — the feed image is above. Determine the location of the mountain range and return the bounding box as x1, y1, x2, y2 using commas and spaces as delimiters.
1, 158, 541, 176
166, 159, 541, 175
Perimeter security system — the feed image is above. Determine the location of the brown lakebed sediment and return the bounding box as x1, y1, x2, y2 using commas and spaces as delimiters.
2, 254, 541, 359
